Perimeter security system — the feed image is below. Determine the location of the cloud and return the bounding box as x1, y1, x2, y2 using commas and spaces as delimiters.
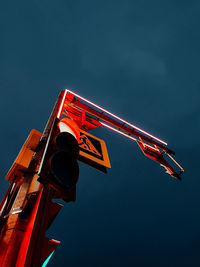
116, 46, 167, 77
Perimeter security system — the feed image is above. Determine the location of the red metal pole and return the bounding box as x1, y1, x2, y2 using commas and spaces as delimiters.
0, 91, 65, 266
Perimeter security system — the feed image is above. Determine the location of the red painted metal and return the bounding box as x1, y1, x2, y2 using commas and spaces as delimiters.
0, 91, 64, 266
0, 89, 185, 267
61, 89, 184, 180
137, 140, 183, 180
64, 89, 167, 145
63, 105, 102, 131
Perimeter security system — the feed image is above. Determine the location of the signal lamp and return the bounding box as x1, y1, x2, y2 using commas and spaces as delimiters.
38, 118, 80, 202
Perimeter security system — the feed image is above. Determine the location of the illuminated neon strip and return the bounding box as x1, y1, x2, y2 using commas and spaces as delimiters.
57, 90, 68, 119
65, 89, 167, 145
101, 122, 137, 142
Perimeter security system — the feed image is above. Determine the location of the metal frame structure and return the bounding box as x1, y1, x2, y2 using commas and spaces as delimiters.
60, 89, 184, 180
0, 89, 184, 267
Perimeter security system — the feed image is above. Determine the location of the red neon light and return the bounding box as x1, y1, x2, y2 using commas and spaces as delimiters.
101, 122, 137, 141
65, 89, 167, 145
57, 90, 68, 119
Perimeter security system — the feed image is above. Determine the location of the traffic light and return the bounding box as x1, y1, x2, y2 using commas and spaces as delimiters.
38, 117, 80, 202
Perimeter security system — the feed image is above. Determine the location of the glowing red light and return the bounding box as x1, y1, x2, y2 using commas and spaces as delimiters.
57, 90, 68, 119
65, 89, 167, 145
101, 122, 137, 141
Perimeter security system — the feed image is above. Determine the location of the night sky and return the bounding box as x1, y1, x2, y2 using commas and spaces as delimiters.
0, 1, 200, 266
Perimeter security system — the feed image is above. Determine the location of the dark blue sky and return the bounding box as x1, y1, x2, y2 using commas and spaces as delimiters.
0, 1, 199, 266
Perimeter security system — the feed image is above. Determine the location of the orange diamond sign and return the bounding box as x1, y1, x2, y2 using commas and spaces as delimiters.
79, 134, 101, 157
78, 130, 111, 172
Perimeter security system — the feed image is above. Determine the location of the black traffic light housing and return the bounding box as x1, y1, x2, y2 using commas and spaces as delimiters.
38, 117, 80, 202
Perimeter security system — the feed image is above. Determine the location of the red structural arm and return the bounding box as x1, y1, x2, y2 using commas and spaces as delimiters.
60, 89, 184, 180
